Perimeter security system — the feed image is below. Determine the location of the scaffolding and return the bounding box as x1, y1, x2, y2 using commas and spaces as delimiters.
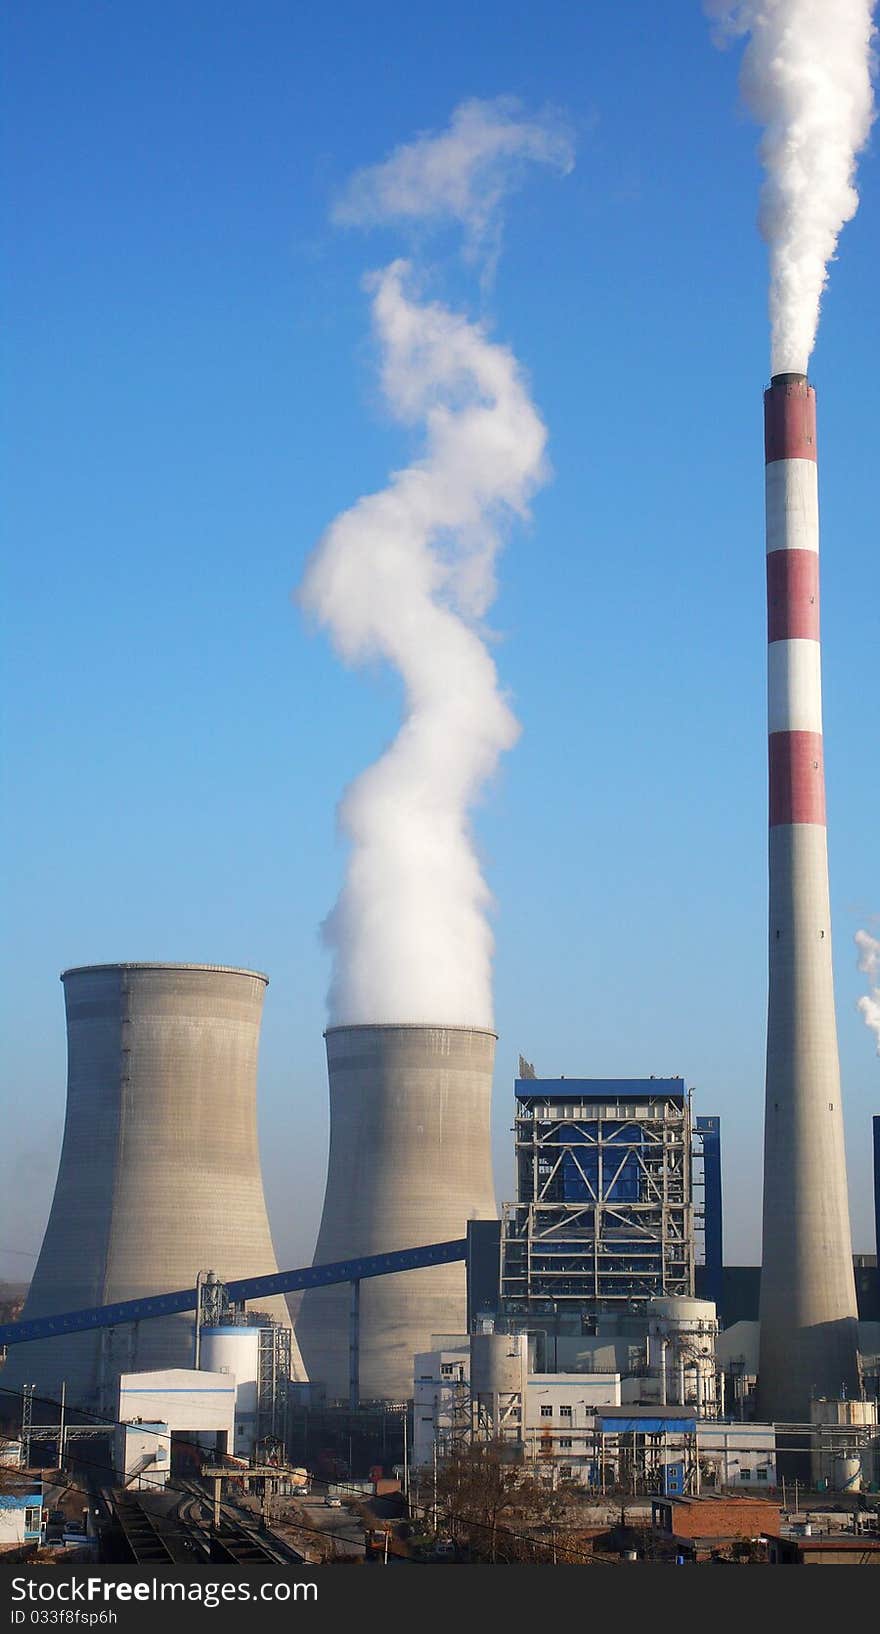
501, 1080, 696, 1309
255, 1321, 291, 1452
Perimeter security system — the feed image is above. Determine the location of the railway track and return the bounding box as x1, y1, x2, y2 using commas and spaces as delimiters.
112, 1490, 208, 1564
109, 1480, 306, 1567
176, 1480, 306, 1566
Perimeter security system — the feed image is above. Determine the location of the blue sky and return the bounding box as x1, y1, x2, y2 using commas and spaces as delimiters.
2, 0, 877, 1285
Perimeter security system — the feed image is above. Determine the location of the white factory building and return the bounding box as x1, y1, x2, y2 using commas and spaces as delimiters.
413, 1333, 778, 1491
115, 1421, 171, 1492
115, 1366, 236, 1489
113, 1322, 285, 1488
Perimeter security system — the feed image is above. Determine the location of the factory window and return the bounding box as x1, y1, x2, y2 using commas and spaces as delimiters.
540, 1405, 553, 1418
740, 1469, 752, 1481
757, 1468, 768, 1481
559, 1438, 573, 1449
441, 1364, 455, 1376
560, 1405, 572, 1418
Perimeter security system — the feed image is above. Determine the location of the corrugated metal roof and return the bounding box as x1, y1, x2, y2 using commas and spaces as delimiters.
598, 1416, 695, 1434
515, 1077, 686, 1101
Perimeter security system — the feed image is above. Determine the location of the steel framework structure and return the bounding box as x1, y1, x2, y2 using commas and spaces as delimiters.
255, 1322, 291, 1450
501, 1081, 695, 1308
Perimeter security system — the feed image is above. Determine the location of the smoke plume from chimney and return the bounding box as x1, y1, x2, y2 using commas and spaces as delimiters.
299, 101, 572, 1026
707, 0, 876, 373
856, 928, 880, 1052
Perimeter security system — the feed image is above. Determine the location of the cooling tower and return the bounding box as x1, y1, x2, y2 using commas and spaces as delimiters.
2, 963, 305, 1411
295, 1024, 497, 1400
757, 376, 860, 1422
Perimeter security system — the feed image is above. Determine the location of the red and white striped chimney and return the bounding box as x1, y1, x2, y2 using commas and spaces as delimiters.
757, 374, 860, 1423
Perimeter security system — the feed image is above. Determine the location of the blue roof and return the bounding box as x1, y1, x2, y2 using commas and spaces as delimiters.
597, 1417, 695, 1434
0, 1492, 42, 1509
515, 1078, 686, 1101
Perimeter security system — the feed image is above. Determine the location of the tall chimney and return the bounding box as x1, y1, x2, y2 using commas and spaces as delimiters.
295, 1023, 497, 1401
757, 376, 860, 1421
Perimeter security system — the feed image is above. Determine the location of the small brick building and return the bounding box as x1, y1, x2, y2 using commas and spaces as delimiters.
768, 1535, 880, 1566
650, 1494, 780, 1561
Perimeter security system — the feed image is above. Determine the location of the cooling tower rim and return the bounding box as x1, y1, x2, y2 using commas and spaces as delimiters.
324, 1021, 498, 1039
61, 962, 269, 983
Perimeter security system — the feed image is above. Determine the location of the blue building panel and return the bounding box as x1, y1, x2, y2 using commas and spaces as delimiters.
515, 1078, 686, 1102
561, 1137, 641, 1203
696, 1115, 723, 1312
597, 1417, 695, 1435
0, 1491, 43, 1542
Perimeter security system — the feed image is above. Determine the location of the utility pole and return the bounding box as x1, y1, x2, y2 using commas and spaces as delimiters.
194, 1270, 205, 1368
21, 1384, 35, 1470
348, 1279, 360, 1411
58, 1381, 66, 1470
402, 1408, 409, 1501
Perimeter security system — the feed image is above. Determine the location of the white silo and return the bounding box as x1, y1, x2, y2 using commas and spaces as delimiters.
200, 1326, 262, 1459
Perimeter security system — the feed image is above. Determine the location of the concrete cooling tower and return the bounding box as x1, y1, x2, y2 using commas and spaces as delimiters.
295, 1024, 498, 1401
757, 376, 860, 1422
2, 963, 304, 1411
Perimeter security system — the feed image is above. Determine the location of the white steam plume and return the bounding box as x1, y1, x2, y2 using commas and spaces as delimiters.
333, 95, 573, 268
301, 103, 567, 1026
707, 1, 877, 374
301, 264, 543, 1026
855, 928, 880, 1053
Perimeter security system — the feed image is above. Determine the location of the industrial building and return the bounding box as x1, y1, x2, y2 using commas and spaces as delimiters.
411, 1333, 779, 1493
295, 1023, 498, 1401
3, 951, 876, 1502
0, 1485, 44, 1552
115, 1421, 171, 1492
500, 1077, 721, 1314
650, 1494, 781, 1563
2, 963, 302, 1410
113, 1307, 296, 1486
809, 1398, 879, 1493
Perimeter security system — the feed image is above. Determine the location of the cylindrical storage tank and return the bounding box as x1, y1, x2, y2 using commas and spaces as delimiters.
470, 1334, 525, 1443
470, 1334, 527, 1398
295, 1024, 497, 1400
647, 1298, 718, 1331
3, 964, 304, 1409
832, 1455, 862, 1493
200, 1327, 261, 1459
